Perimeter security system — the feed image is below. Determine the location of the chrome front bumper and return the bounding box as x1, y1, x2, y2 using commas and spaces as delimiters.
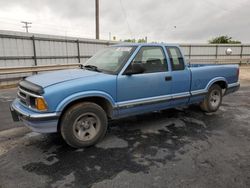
10, 99, 60, 133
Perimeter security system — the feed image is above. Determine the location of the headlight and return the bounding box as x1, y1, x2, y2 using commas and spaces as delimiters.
35, 98, 48, 111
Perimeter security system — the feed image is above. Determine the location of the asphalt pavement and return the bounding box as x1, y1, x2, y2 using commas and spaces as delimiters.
0, 88, 22, 131
0, 80, 250, 188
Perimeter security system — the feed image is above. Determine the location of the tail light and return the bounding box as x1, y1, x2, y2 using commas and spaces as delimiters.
237, 68, 240, 80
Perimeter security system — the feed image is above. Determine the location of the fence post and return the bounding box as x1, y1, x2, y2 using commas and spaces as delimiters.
189, 45, 192, 64
240, 45, 243, 65
31, 35, 37, 74
215, 45, 218, 64
76, 40, 81, 63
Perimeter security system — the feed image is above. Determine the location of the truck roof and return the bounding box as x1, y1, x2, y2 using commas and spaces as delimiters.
113, 43, 180, 48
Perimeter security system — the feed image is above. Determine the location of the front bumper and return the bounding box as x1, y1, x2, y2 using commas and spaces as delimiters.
10, 99, 60, 133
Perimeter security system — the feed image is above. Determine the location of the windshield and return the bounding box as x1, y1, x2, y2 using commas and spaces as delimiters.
84, 46, 135, 74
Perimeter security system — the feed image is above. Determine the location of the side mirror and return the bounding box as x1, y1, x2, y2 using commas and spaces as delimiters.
225, 48, 232, 55
124, 63, 145, 75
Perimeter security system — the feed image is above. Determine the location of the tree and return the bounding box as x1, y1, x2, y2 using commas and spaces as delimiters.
209, 35, 241, 44
123, 38, 147, 43
123, 39, 136, 43
137, 38, 147, 43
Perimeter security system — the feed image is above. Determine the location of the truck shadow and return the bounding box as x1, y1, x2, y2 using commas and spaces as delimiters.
21, 106, 219, 187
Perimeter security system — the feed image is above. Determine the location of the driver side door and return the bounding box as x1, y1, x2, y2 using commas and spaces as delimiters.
116, 46, 172, 117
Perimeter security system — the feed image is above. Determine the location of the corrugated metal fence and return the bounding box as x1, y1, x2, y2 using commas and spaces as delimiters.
181, 44, 250, 64
0, 30, 249, 87
0, 30, 116, 86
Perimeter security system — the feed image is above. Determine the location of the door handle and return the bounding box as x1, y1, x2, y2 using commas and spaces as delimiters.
165, 76, 172, 81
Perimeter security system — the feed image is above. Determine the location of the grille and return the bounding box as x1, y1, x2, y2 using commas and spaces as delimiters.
18, 88, 29, 105
17, 87, 38, 108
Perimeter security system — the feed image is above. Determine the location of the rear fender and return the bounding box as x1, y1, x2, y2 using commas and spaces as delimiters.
191, 77, 227, 96
205, 77, 228, 90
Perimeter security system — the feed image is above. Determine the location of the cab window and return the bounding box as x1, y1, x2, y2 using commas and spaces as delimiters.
130, 46, 168, 73
166, 47, 185, 71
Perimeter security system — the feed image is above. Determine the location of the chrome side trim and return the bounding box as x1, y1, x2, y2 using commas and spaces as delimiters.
172, 92, 190, 99
116, 81, 240, 108
228, 81, 240, 88
117, 92, 191, 108
191, 89, 207, 96
117, 95, 171, 107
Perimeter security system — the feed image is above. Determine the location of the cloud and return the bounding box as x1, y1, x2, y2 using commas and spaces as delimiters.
0, 0, 249, 43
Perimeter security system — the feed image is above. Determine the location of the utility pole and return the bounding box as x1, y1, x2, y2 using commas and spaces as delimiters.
95, 0, 100, 39
21, 21, 32, 33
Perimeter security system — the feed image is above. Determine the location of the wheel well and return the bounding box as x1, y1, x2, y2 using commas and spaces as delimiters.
57, 97, 113, 132
212, 81, 227, 89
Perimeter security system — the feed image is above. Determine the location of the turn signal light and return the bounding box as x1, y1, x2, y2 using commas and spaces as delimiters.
35, 98, 48, 111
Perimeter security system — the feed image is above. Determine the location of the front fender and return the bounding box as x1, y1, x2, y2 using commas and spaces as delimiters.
55, 91, 116, 112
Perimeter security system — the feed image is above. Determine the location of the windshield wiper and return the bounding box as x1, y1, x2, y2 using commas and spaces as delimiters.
82, 65, 102, 72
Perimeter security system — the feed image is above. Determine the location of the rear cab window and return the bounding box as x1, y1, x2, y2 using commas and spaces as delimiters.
166, 47, 185, 71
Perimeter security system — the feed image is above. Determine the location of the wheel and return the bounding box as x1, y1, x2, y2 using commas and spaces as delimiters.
200, 84, 222, 112
60, 102, 108, 148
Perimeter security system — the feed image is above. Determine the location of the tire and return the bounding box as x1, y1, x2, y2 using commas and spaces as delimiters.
60, 102, 108, 148
200, 84, 222, 113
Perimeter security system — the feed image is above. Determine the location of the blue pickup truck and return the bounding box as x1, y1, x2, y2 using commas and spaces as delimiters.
10, 43, 240, 148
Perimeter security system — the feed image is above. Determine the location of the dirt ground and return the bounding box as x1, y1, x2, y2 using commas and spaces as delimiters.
240, 67, 250, 81
0, 67, 249, 188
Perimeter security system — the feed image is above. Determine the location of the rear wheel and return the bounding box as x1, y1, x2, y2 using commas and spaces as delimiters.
60, 102, 108, 148
200, 84, 222, 112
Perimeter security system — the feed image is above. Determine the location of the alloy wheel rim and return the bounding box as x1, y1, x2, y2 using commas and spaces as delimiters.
209, 90, 221, 108
73, 113, 100, 141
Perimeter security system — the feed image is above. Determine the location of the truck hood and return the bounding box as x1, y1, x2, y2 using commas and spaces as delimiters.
25, 69, 99, 88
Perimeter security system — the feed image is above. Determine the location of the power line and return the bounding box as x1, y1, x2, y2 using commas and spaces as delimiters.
21, 21, 32, 33
119, 0, 133, 38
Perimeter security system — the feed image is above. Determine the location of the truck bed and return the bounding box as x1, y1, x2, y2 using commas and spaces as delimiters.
189, 64, 239, 92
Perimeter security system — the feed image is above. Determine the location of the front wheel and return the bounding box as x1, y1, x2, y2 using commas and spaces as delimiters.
200, 84, 222, 112
60, 102, 108, 148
